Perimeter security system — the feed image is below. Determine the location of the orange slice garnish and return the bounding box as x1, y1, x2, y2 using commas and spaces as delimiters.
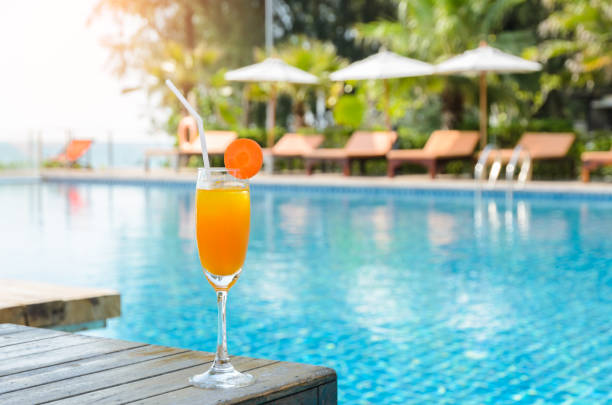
224, 138, 263, 179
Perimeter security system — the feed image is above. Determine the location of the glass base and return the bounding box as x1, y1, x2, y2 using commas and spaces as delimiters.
189, 362, 254, 389
205, 268, 242, 291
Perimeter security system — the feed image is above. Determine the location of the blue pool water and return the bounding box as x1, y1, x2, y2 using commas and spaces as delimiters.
1, 181, 611, 404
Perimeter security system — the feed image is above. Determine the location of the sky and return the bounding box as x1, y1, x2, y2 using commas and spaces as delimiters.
0, 0, 165, 140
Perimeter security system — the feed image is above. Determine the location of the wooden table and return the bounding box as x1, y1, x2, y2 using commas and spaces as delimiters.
0, 280, 120, 331
0, 324, 337, 404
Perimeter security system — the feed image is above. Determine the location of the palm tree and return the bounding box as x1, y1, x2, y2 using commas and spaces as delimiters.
356, 0, 542, 128
248, 36, 348, 129
273, 36, 348, 128
534, 0, 612, 100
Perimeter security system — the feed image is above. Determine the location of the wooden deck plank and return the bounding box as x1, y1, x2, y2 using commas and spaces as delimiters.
0, 333, 97, 361
131, 361, 336, 405
0, 350, 215, 404
0, 279, 120, 328
0, 328, 67, 348
265, 387, 318, 405
49, 357, 275, 404
0, 279, 116, 305
1, 324, 337, 404
0, 336, 147, 378
318, 381, 338, 405
0, 344, 182, 395
0, 324, 31, 336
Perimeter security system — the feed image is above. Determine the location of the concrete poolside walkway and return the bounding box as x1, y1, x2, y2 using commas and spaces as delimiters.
1, 168, 612, 195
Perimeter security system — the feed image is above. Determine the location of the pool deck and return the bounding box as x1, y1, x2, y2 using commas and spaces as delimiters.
0, 280, 120, 331
0, 323, 337, 404
1, 168, 611, 196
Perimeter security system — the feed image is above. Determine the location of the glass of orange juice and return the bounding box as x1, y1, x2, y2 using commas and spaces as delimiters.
189, 167, 254, 389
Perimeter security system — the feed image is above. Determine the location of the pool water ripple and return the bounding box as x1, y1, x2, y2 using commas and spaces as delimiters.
1, 182, 611, 404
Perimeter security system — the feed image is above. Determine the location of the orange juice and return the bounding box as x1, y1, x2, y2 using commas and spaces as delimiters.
196, 187, 250, 277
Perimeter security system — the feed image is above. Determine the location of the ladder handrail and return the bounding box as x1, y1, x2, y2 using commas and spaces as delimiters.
505, 145, 531, 188
505, 145, 522, 182
488, 155, 502, 187
517, 154, 531, 184
474, 144, 495, 181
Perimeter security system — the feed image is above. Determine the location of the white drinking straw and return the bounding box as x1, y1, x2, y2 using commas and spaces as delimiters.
165, 79, 210, 169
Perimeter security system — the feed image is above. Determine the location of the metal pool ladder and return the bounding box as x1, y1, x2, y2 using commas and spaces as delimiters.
474, 144, 502, 188
475, 145, 531, 193
505, 145, 531, 191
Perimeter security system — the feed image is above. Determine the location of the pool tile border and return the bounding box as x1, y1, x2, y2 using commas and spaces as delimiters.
31, 175, 612, 202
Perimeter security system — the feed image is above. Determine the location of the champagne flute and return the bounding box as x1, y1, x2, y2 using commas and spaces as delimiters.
190, 167, 254, 389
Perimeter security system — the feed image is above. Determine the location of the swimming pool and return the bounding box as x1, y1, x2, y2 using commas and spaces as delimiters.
2, 180, 611, 404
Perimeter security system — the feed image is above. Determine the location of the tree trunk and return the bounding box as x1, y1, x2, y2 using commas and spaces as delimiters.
293, 100, 306, 128
182, 3, 195, 96
441, 81, 463, 129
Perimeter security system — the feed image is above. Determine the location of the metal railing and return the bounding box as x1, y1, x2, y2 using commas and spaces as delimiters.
474, 144, 503, 188
0, 128, 173, 172
505, 145, 531, 198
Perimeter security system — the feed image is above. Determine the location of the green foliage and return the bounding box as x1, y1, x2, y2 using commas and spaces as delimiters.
0, 162, 26, 171
320, 127, 353, 148
92, 0, 612, 181
396, 127, 429, 149
92, 0, 263, 132
333, 95, 366, 128
42, 161, 87, 169
584, 131, 612, 180
246, 36, 348, 128
534, 0, 612, 92
274, 1, 396, 60
217, 100, 242, 128
355, 0, 545, 128
584, 131, 612, 152
235, 127, 284, 147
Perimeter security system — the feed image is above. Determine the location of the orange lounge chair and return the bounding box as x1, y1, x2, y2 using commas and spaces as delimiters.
176, 117, 238, 158
305, 131, 397, 176
53, 139, 93, 167
179, 130, 238, 157
264, 133, 324, 158
581, 147, 612, 182
387, 130, 479, 178
144, 116, 238, 171
262, 133, 324, 172
482, 132, 575, 164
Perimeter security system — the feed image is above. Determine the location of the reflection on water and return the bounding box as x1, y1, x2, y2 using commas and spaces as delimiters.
369, 205, 393, 251
474, 195, 532, 242
427, 211, 456, 247
178, 193, 195, 240
1, 182, 611, 404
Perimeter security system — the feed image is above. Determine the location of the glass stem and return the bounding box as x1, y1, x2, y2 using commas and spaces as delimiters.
214, 290, 230, 367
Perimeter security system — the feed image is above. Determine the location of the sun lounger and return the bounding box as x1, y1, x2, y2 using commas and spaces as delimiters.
265, 133, 324, 157
387, 130, 479, 178
178, 131, 238, 157
52, 139, 93, 167
475, 132, 575, 181
305, 131, 397, 176
581, 147, 612, 182
175, 115, 238, 161
144, 116, 237, 171
482, 132, 575, 163
262, 133, 324, 172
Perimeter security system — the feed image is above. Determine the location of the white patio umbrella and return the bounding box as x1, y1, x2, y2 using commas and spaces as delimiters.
330, 51, 434, 129
225, 58, 318, 147
436, 42, 542, 147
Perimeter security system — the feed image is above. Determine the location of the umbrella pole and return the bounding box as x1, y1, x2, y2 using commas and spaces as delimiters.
479, 71, 487, 148
384, 79, 391, 130
266, 84, 277, 148
242, 84, 250, 127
